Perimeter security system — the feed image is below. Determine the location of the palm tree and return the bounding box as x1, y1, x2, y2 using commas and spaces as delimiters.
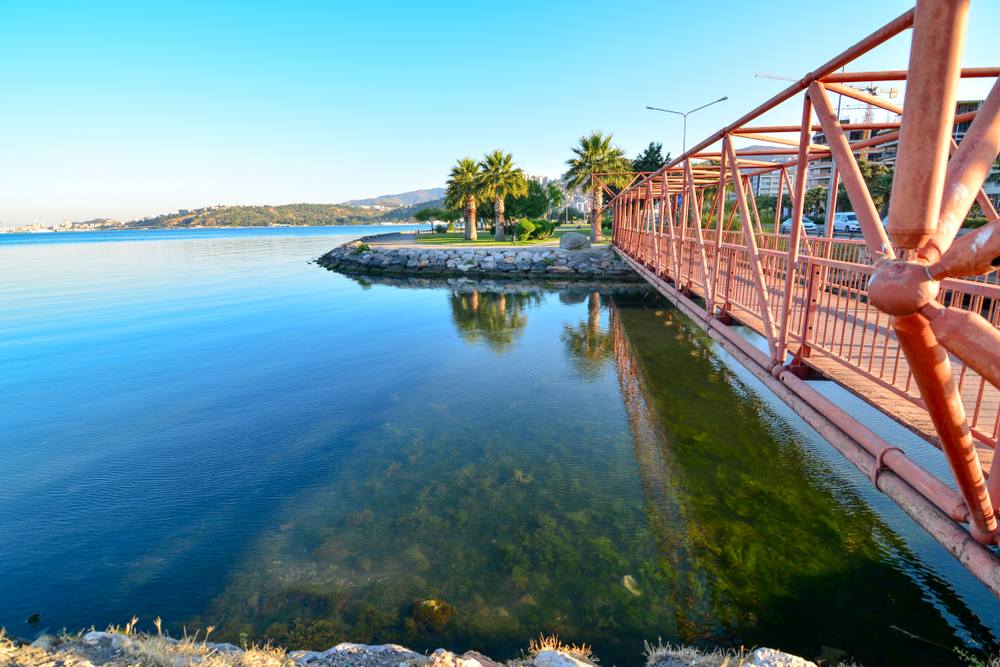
565, 131, 633, 243
445, 158, 481, 241
479, 150, 528, 242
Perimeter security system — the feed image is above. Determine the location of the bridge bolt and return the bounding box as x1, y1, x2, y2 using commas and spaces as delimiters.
867, 261, 940, 317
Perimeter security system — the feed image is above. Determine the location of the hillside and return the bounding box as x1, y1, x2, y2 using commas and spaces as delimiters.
124, 200, 447, 229
342, 187, 445, 208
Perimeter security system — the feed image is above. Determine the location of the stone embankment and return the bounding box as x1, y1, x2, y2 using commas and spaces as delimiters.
0, 632, 839, 667
316, 241, 640, 281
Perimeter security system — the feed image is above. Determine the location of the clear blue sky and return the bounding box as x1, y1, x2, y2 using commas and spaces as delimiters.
1, 0, 997, 226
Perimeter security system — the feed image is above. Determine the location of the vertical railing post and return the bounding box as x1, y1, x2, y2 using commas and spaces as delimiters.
726, 137, 780, 359
685, 160, 713, 305
777, 94, 814, 364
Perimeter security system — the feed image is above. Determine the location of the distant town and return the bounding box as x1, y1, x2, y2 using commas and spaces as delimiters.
0, 175, 602, 233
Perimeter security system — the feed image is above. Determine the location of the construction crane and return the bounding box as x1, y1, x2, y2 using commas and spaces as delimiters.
754, 73, 899, 160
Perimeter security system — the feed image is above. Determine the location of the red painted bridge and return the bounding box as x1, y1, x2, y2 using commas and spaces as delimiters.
597, 1, 1000, 595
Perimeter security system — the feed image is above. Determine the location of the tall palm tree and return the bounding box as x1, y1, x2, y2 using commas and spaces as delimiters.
565, 131, 633, 243
479, 150, 528, 242
445, 158, 481, 241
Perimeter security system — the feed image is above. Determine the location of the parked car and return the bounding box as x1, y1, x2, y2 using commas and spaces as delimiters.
779, 217, 818, 233
833, 212, 861, 233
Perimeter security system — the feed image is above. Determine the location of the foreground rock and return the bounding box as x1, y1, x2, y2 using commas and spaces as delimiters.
558, 233, 591, 250
316, 241, 640, 281
0, 633, 855, 667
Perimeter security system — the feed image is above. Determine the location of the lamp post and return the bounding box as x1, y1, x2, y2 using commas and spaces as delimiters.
646, 96, 728, 158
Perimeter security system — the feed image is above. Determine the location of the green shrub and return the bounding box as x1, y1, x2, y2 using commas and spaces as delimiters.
530, 220, 554, 240
489, 223, 516, 236
515, 220, 536, 241
447, 222, 455, 232
554, 221, 563, 227
352, 243, 371, 254
964, 217, 990, 229
434, 224, 448, 233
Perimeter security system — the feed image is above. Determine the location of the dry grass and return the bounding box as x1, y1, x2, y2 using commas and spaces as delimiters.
514, 635, 598, 666
110, 619, 291, 667
643, 639, 753, 667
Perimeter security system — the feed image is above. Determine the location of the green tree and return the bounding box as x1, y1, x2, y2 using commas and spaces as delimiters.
413, 207, 444, 232
546, 184, 565, 220
445, 157, 481, 241
632, 141, 670, 173
565, 131, 632, 243
870, 169, 894, 218
837, 160, 891, 213
507, 180, 549, 220
479, 150, 528, 242
803, 186, 827, 218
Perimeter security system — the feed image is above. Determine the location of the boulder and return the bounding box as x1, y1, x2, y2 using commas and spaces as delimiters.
751, 648, 818, 667
534, 651, 593, 667
30, 634, 62, 650
559, 233, 591, 250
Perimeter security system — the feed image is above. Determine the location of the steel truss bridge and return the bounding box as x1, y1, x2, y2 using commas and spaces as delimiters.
598, 1, 1000, 595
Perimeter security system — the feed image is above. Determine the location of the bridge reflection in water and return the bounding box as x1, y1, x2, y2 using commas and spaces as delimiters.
607, 292, 997, 664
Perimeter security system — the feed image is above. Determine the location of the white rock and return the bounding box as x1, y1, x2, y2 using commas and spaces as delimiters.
457, 264, 473, 272
534, 650, 593, 667
30, 634, 62, 649
323, 643, 423, 659
751, 648, 818, 667
429, 648, 482, 667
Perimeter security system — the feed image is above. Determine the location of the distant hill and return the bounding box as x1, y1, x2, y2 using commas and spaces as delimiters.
343, 188, 445, 208
122, 201, 448, 229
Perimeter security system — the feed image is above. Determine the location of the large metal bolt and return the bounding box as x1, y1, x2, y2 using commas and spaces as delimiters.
867, 261, 941, 317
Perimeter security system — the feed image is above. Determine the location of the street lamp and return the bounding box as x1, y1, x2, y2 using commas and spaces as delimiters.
647, 96, 728, 158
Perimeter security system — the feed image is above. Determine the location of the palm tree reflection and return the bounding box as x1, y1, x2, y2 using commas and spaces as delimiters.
561, 292, 615, 381
449, 290, 541, 354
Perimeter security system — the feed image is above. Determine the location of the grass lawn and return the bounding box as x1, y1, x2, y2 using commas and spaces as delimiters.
414, 226, 609, 247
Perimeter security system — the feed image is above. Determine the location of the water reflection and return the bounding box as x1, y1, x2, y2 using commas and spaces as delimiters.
562, 293, 615, 382
131, 270, 996, 667
449, 290, 541, 354
608, 292, 999, 665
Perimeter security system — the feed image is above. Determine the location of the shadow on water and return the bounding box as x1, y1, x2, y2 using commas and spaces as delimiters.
194, 275, 996, 667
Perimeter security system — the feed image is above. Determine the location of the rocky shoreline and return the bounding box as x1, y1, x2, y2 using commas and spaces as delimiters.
315, 239, 641, 282
0, 630, 843, 667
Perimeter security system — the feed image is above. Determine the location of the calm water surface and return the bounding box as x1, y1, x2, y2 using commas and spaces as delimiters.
2, 227, 999, 667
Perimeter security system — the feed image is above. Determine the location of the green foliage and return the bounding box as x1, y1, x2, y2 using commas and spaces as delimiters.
507, 180, 549, 220
632, 141, 670, 173
755, 194, 793, 215
838, 160, 891, 212
529, 220, 554, 240
803, 186, 827, 216
479, 151, 529, 206
353, 243, 371, 254
435, 224, 448, 233
546, 183, 565, 215
480, 149, 529, 240
414, 208, 443, 223
565, 131, 632, 196
447, 222, 455, 232
514, 220, 536, 240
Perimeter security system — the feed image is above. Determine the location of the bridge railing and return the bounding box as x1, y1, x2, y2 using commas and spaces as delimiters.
599, 0, 1000, 592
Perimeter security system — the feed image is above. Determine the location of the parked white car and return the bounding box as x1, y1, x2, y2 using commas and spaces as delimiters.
779, 217, 818, 233
833, 212, 861, 233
